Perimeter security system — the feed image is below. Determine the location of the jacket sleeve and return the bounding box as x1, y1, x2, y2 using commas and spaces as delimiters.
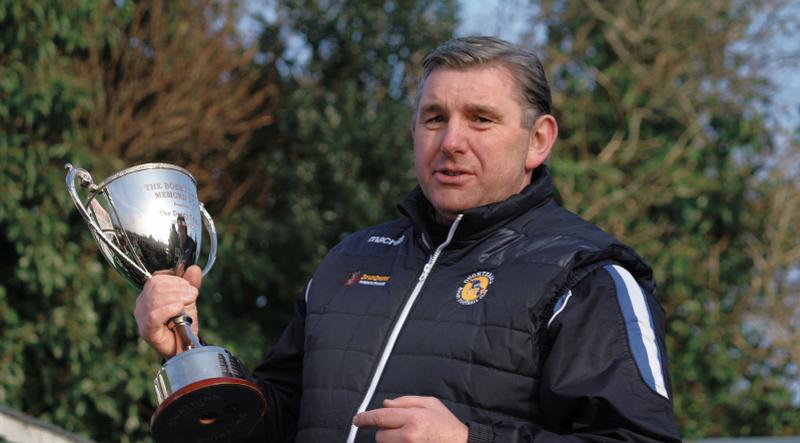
467, 265, 681, 442
241, 294, 307, 442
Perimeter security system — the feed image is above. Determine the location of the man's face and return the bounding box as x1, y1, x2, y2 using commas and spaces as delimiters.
177, 218, 187, 236
413, 65, 541, 221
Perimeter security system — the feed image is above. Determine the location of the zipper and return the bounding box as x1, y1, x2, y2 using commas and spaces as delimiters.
345, 214, 463, 443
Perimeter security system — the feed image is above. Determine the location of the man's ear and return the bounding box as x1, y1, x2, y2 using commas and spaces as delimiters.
525, 114, 558, 171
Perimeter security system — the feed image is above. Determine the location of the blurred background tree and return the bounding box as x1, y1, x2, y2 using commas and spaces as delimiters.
1, 0, 274, 440
1, 0, 798, 440
0, 1, 151, 440
536, 0, 800, 436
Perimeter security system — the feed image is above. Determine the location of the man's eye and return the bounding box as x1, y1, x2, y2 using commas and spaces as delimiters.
425, 115, 444, 124
474, 116, 492, 124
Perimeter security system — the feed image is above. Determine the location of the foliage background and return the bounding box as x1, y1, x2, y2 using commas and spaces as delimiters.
1, 0, 798, 441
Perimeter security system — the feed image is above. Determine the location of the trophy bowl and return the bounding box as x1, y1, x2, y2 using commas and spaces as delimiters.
66, 163, 265, 442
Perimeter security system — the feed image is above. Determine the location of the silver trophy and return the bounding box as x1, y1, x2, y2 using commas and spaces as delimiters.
65, 163, 265, 442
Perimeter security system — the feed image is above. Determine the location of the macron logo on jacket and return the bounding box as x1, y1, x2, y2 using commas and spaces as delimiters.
367, 234, 405, 246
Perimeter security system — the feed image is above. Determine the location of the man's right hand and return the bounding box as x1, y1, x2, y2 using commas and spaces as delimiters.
134, 265, 202, 358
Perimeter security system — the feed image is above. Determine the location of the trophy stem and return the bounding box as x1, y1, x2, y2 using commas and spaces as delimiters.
168, 313, 203, 351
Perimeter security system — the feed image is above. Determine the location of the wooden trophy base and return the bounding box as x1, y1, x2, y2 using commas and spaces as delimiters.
150, 377, 265, 443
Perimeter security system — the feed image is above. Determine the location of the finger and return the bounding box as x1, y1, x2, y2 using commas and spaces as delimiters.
142, 275, 198, 296
144, 302, 188, 332
137, 290, 197, 314
353, 408, 408, 429
139, 279, 198, 307
383, 395, 441, 409
191, 317, 200, 337
184, 265, 202, 289
375, 428, 405, 443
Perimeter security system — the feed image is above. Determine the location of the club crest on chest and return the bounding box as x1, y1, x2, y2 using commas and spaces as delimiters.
456, 271, 495, 305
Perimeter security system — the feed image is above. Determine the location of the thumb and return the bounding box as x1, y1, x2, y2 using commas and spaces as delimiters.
184, 265, 203, 289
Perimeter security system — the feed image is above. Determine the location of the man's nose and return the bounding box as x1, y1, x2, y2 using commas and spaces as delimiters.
439, 119, 467, 155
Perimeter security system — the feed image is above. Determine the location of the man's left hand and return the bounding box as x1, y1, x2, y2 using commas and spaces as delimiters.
352, 396, 468, 443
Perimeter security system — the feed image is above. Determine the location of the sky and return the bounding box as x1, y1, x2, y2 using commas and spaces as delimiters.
457, 0, 536, 42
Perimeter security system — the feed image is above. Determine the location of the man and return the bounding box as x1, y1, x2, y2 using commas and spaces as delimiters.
167, 214, 197, 275
135, 36, 681, 442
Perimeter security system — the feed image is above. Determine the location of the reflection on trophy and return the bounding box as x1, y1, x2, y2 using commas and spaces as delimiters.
65, 163, 265, 442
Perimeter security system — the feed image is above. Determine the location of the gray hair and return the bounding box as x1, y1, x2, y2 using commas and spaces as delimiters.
413, 36, 552, 128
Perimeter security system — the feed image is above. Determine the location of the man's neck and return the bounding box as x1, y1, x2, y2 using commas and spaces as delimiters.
433, 211, 455, 226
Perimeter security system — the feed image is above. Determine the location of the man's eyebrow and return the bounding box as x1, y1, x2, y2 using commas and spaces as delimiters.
463, 104, 502, 118
418, 103, 445, 114
418, 103, 502, 116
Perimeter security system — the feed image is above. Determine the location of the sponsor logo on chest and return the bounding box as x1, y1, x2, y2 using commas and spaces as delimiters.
344, 271, 391, 287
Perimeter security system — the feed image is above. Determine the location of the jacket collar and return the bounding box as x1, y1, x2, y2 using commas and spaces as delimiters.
398, 165, 555, 247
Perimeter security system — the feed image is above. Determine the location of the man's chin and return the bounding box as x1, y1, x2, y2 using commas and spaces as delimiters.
423, 188, 475, 219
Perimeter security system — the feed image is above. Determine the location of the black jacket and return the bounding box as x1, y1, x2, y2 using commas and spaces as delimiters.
248, 166, 681, 442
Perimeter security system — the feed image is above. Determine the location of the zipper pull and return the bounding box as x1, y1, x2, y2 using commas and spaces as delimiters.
418, 263, 432, 282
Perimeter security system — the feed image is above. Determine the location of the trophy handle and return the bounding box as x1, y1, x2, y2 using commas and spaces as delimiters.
65, 163, 152, 282
199, 204, 217, 278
